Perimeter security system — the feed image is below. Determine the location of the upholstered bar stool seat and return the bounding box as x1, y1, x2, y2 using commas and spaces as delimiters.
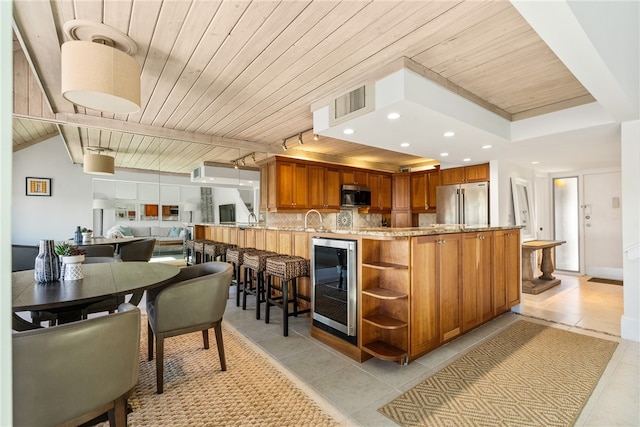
242, 251, 278, 319
226, 247, 258, 306
265, 256, 311, 337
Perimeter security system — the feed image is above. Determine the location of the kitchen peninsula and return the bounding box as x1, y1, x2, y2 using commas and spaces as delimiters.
192, 223, 520, 364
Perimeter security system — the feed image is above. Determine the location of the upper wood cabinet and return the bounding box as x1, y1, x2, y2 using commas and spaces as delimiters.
262, 158, 308, 211
342, 168, 368, 186
440, 163, 489, 185
410, 169, 440, 213
308, 165, 341, 210
392, 173, 411, 211
368, 172, 392, 212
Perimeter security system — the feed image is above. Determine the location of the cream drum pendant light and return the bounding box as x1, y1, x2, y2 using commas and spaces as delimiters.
84, 148, 115, 175
61, 20, 140, 114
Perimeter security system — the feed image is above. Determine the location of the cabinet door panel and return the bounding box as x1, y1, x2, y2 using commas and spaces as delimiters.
411, 173, 427, 211
411, 236, 439, 355
439, 234, 461, 342
465, 163, 489, 182
325, 167, 342, 209
427, 171, 440, 211
308, 165, 325, 209
380, 174, 392, 210
440, 168, 466, 185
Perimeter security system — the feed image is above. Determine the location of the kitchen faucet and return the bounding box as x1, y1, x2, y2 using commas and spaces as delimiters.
248, 212, 258, 225
304, 209, 323, 229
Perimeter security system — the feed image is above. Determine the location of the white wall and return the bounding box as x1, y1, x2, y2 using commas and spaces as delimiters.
212, 187, 251, 223
621, 120, 640, 341
12, 136, 93, 245
490, 159, 536, 230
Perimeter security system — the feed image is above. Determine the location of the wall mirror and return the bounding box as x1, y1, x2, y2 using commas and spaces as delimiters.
161, 205, 180, 221
140, 203, 159, 221
511, 178, 535, 241
115, 202, 136, 221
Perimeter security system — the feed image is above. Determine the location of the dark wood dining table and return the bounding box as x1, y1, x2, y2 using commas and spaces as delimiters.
12, 262, 180, 313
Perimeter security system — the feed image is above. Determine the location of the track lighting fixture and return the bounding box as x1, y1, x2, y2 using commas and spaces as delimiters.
231, 152, 256, 168
281, 127, 316, 149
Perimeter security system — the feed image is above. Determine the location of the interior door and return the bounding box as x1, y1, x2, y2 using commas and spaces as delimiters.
583, 172, 622, 279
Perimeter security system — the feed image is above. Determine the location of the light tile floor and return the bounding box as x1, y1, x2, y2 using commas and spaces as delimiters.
223, 273, 639, 426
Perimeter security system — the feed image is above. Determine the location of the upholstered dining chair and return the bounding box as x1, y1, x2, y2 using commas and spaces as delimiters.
13, 303, 141, 427
119, 238, 156, 262
78, 244, 116, 258
146, 261, 233, 393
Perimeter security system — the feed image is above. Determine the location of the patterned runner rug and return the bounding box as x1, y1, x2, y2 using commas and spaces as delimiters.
97, 317, 340, 426
378, 320, 618, 427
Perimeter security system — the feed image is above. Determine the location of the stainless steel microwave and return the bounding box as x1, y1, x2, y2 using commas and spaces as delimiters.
341, 184, 371, 207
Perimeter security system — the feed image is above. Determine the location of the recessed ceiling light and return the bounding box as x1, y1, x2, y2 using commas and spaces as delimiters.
387, 112, 400, 120
248, 180, 254, 184
463, 158, 471, 162
343, 128, 354, 135
444, 131, 455, 137
482, 145, 492, 149
400, 142, 410, 147
440, 152, 449, 157
531, 161, 540, 165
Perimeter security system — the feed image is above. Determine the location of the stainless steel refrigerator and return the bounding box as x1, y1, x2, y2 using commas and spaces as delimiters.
436, 182, 489, 226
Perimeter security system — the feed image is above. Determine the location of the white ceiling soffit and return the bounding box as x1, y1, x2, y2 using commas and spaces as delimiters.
191, 165, 260, 188
314, 68, 511, 167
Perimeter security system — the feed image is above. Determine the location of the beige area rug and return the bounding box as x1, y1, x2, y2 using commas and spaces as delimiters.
378, 320, 618, 427
99, 317, 341, 426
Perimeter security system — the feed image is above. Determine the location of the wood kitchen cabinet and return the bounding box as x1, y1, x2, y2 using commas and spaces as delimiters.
410, 169, 440, 213
342, 168, 368, 186
368, 172, 392, 212
461, 231, 493, 332
361, 238, 409, 364
391, 173, 412, 227
308, 165, 341, 210
410, 233, 462, 356
262, 158, 308, 211
440, 163, 490, 185
493, 228, 521, 315
259, 164, 269, 211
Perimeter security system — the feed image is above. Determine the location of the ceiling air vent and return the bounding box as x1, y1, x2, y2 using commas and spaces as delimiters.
329, 83, 374, 126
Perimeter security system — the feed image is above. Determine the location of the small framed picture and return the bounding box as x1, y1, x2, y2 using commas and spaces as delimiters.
26, 177, 52, 196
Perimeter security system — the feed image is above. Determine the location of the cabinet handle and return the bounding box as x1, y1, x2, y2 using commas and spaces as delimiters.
437, 239, 445, 244
479, 236, 485, 240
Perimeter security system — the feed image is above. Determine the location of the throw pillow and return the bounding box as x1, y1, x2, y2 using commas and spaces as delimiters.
168, 226, 181, 237
120, 225, 133, 237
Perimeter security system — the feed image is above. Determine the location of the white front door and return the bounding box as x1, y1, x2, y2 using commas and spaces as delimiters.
583, 171, 623, 279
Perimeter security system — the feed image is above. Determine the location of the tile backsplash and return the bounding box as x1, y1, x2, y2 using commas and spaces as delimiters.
262, 211, 437, 229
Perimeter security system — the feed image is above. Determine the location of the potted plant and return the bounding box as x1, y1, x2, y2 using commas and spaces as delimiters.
81, 227, 93, 242
55, 242, 86, 264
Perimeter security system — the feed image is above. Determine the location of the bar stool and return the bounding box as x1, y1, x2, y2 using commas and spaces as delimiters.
204, 241, 233, 263
226, 247, 258, 306
188, 239, 206, 264
242, 250, 278, 319
265, 256, 311, 336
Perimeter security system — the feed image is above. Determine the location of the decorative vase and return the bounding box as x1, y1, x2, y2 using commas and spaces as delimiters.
34, 240, 60, 283
82, 232, 92, 243
62, 254, 85, 281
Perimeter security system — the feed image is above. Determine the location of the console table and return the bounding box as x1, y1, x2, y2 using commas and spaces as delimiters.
522, 240, 566, 295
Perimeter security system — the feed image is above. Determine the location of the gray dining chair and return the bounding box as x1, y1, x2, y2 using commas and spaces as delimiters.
78, 244, 116, 258
119, 238, 156, 262
13, 303, 140, 427
146, 261, 233, 393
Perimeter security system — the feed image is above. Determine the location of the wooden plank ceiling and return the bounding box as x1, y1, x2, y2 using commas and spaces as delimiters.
12, 0, 593, 175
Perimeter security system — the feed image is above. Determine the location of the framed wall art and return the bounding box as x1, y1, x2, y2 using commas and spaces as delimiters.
26, 177, 52, 196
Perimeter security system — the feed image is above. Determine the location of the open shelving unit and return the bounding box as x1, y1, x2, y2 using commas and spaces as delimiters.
360, 238, 410, 364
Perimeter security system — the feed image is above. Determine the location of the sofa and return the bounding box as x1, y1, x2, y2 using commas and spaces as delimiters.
107, 225, 186, 255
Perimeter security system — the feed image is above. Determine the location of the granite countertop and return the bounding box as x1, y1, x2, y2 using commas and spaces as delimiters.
199, 223, 520, 237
